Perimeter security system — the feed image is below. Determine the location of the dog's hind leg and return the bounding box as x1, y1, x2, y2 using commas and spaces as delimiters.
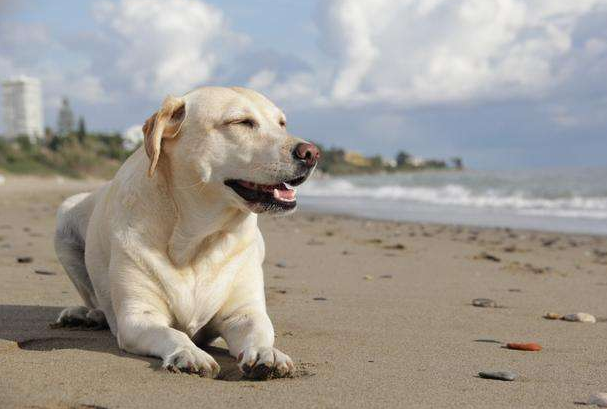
53, 193, 107, 330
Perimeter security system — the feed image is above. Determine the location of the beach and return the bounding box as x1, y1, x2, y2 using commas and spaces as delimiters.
1, 176, 606, 408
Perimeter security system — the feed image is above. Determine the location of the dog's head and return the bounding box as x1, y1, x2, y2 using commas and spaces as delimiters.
142, 86, 319, 214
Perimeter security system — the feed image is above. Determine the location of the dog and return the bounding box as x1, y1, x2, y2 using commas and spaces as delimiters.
53, 86, 319, 379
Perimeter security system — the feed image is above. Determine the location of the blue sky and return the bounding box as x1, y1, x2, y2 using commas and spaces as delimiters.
1, 0, 607, 169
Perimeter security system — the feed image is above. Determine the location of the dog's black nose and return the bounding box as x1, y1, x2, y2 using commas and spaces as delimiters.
293, 142, 320, 168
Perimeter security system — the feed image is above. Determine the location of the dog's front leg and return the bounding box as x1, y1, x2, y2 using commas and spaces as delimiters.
217, 305, 294, 379
109, 250, 221, 377
116, 309, 221, 378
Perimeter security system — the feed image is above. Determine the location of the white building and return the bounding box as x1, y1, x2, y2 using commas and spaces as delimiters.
2, 76, 44, 140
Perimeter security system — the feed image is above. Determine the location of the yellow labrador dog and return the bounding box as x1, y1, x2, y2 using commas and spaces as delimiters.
53, 86, 319, 379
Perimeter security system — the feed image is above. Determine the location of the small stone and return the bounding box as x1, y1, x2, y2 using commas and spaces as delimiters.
562, 312, 596, 323
17, 256, 33, 263
313, 297, 327, 301
478, 371, 517, 381
383, 243, 405, 250
363, 275, 374, 280
506, 342, 542, 351
275, 261, 287, 268
474, 252, 501, 262
34, 269, 56, 276
588, 393, 607, 407
541, 237, 559, 247
472, 298, 497, 308
543, 312, 562, 320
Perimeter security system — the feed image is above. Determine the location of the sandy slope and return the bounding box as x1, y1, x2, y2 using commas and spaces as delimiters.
0, 176, 606, 408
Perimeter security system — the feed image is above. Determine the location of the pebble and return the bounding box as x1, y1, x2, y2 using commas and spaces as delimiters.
16, 256, 33, 263
544, 312, 562, 320
475, 252, 501, 262
383, 243, 405, 250
363, 275, 374, 280
34, 269, 56, 276
588, 393, 607, 407
478, 371, 517, 381
275, 261, 287, 268
506, 342, 542, 351
472, 298, 497, 308
562, 312, 596, 323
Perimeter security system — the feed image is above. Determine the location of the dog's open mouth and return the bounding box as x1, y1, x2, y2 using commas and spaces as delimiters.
225, 175, 307, 211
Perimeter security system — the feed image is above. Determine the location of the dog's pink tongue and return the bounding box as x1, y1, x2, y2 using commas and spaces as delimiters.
273, 186, 296, 201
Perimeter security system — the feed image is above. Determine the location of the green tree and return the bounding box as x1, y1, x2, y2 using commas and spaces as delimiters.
369, 155, 383, 168
396, 151, 411, 167
77, 116, 87, 143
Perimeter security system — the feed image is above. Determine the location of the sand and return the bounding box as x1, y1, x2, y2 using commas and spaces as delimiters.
0, 176, 606, 408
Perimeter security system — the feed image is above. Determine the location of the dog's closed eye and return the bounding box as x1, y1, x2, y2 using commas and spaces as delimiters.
228, 118, 257, 128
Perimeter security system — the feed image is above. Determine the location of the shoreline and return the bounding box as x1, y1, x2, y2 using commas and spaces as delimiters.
298, 208, 607, 241
299, 202, 607, 238
1, 173, 605, 238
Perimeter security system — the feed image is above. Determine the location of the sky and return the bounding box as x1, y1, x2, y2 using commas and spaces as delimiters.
1, 0, 606, 169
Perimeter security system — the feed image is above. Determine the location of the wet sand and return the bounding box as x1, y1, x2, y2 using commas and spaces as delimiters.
0, 176, 606, 408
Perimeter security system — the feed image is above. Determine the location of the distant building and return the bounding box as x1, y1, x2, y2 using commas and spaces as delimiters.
408, 156, 427, 167
382, 158, 397, 168
2, 76, 44, 140
344, 151, 372, 167
57, 97, 74, 136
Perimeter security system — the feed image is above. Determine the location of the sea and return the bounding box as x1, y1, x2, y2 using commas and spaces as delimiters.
298, 167, 607, 236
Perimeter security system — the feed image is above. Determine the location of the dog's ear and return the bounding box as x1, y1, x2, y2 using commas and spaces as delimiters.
142, 95, 186, 177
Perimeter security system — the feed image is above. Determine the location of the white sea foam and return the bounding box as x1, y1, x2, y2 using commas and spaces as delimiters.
299, 178, 607, 220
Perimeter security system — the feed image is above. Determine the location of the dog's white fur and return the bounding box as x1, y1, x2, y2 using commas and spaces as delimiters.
54, 87, 315, 379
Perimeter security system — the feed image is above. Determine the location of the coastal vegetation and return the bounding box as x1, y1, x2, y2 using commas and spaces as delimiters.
0, 125, 463, 178
315, 144, 463, 175
0, 127, 129, 179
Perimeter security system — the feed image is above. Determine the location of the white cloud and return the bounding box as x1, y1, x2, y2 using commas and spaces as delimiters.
94, 0, 248, 98
123, 124, 144, 150
314, 0, 607, 107
246, 70, 277, 90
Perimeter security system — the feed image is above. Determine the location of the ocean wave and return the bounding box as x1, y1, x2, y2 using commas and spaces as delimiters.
299, 178, 607, 219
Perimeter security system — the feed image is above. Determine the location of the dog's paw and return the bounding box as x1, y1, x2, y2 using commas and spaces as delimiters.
163, 346, 220, 378
237, 346, 294, 380
50, 306, 108, 330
